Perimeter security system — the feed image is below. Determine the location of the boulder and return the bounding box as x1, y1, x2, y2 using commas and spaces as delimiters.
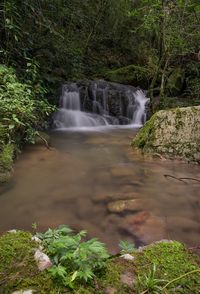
107, 199, 144, 213
132, 106, 200, 163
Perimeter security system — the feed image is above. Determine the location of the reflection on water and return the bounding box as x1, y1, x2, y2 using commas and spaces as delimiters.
0, 128, 200, 253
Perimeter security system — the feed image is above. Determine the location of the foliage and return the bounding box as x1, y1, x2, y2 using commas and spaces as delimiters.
119, 240, 135, 254
0, 64, 55, 146
137, 264, 166, 293
37, 225, 110, 288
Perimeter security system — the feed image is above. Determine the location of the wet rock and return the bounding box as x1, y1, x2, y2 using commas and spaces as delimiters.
34, 249, 52, 271
107, 199, 144, 213
121, 211, 165, 244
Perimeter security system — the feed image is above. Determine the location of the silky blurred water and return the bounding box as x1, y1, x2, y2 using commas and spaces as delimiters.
0, 128, 199, 253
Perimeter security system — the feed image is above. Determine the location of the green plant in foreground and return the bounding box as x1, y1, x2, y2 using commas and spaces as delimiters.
119, 240, 135, 254
37, 225, 110, 288
137, 264, 167, 294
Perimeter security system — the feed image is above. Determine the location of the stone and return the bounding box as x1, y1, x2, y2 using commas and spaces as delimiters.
31, 236, 42, 243
107, 199, 144, 213
132, 106, 200, 163
34, 249, 52, 271
120, 211, 165, 244
8, 229, 17, 233
12, 291, 34, 294
121, 254, 135, 261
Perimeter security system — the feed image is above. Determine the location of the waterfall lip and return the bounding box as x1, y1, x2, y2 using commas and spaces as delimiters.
54, 124, 141, 133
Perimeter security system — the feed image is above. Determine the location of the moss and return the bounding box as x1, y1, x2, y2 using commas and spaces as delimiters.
96, 258, 134, 293
134, 241, 200, 293
0, 144, 14, 172
105, 64, 151, 88
0, 231, 68, 293
131, 113, 157, 150
0, 144, 14, 183
1, 232, 199, 293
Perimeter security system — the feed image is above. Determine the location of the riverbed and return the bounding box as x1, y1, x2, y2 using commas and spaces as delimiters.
0, 127, 199, 253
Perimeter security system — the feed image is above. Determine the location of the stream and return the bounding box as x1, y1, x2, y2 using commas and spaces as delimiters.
0, 127, 200, 253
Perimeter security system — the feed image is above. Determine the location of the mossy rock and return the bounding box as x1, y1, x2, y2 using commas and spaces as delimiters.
0, 231, 134, 293
132, 106, 200, 163
134, 241, 200, 293
0, 231, 67, 294
105, 65, 152, 88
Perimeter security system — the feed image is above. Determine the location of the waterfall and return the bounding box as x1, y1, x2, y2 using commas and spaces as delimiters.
53, 81, 149, 129
54, 85, 109, 128
132, 90, 149, 126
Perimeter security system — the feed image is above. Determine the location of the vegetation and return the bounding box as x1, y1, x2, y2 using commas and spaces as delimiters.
0, 64, 55, 180
0, 227, 199, 293
36, 225, 110, 288
135, 241, 200, 293
0, 1, 199, 102
0, 1, 199, 172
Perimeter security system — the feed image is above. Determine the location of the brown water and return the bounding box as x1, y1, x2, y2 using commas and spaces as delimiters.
0, 128, 200, 253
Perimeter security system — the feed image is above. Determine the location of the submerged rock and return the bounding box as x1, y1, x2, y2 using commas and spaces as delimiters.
120, 211, 165, 244
132, 106, 200, 163
107, 199, 144, 213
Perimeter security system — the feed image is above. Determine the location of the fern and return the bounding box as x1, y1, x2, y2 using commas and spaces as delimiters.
37, 225, 110, 288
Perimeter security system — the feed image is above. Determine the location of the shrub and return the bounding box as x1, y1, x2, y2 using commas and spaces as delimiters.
36, 225, 110, 288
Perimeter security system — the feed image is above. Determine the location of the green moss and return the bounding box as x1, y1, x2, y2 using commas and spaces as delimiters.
96, 258, 134, 293
0, 231, 67, 293
105, 64, 151, 87
0, 144, 14, 183
134, 241, 200, 293
0, 144, 14, 172
131, 113, 157, 150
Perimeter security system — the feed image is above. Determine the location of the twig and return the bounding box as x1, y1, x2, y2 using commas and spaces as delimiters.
179, 177, 200, 183
164, 174, 187, 184
162, 269, 200, 290
37, 133, 51, 150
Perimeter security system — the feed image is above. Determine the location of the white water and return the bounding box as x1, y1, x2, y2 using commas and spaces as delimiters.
54, 84, 149, 130
132, 90, 149, 125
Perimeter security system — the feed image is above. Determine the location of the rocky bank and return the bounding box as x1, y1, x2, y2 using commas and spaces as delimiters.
132, 106, 200, 163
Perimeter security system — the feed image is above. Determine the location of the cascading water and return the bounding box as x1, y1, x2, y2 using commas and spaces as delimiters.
53, 81, 149, 129
54, 84, 109, 128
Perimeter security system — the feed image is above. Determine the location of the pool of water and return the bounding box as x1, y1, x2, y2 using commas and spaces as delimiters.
0, 128, 200, 253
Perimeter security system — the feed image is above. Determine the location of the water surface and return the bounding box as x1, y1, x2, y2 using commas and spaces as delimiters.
0, 128, 199, 253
